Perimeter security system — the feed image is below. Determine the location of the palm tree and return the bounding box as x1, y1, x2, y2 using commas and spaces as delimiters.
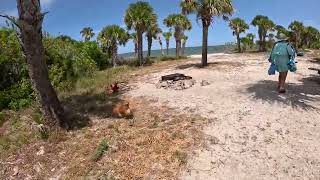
180, 0, 234, 67
181, 35, 188, 55
288, 21, 304, 50
130, 33, 138, 57
98, 25, 129, 67
80, 27, 95, 42
240, 37, 251, 52
124, 1, 156, 65
229, 18, 249, 52
303, 26, 319, 48
163, 32, 172, 55
158, 36, 164, 56
275, 25, 289, 40
164, 14, 192, 58
267, 33, 275, 48
246, 33, 256, 49
251, 15, 275, 51
146, 23, 162, 57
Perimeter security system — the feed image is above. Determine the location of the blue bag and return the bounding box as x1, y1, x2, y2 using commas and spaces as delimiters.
288, 59, 297, 72
268, 63, 276, 75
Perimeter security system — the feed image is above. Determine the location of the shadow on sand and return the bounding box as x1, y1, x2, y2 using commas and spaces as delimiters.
309, 57, 320, 65
62, 91, 125, 130
246, 76, 320, 110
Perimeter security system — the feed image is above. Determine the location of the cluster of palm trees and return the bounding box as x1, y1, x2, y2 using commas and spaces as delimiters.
80, 0, 320, 68
228, 15, 320, 53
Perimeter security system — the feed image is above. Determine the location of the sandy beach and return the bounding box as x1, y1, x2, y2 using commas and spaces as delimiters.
128, 52, 320, 179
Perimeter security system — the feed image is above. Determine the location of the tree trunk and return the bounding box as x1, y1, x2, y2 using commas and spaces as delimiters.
262, 34, 267, 52
137, 30, 143, 65
17, 0, 65, 129
236, 33, 241, 53
134, 42, 138, 57
111, 42, 118, 67
182, 41, 186, 56
176, 40, 181, 59
166, 40, 169, 55
201, 23, 209, 67
147, 34, 152, 57
159, 39, 164, 56
258, 28, 263, 51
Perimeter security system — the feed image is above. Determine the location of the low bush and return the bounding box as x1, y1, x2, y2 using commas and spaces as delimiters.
0, 28, 108, 111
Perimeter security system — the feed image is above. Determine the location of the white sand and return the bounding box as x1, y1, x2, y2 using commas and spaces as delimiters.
189, 53, 228, 59
128, 53, 320, 180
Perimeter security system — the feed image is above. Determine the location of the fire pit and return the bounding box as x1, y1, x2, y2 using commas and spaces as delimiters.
156, 73, 196, 90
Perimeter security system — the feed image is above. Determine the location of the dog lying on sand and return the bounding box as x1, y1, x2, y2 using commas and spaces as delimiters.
112, 101, 132, 118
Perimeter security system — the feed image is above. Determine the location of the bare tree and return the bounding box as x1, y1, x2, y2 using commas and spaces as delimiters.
1, 0, 66, 129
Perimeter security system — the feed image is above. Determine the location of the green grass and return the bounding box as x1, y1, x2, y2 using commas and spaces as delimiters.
0, 114, 36, 157
60, 65, 133, 97
92, 139, 109, 162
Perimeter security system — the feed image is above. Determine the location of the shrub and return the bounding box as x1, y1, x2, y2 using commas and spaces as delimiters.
0, 79, 34, 111
78, 41, 110, 69
44, 37, 98, 90
0, 28, 109, 111
311, 42, 320, 49
159, 56, 176, 61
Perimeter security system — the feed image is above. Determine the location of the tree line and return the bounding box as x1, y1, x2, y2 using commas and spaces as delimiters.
228, 15, 320, 53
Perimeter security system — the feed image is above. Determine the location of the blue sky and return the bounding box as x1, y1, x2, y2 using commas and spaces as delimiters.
1, 0, 319, 53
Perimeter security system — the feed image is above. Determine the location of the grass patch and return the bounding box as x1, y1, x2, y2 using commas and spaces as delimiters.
92, 139, 109, 162
60, 65, 133, 97
0, 109, 40, 158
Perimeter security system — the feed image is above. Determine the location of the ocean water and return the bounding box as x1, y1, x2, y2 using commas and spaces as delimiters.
119, 45, 236, 58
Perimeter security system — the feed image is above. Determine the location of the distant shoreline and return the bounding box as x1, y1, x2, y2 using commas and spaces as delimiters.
119, 44, 236, 58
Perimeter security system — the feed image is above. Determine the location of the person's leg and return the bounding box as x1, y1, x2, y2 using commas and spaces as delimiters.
279, 71, 288, 93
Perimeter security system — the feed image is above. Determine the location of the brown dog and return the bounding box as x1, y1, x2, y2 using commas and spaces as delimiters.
112, 101, 132, 118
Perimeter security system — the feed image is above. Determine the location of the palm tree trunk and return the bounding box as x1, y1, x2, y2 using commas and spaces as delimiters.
201, 23, 209, 67
159, 41, 164, 56
147, 35, 152, 57
182, 41, 186, 56
236, 33, 241, 53
111, 42, 118, 67
134, 42, 138, 57
166, 40, 169, 55
137, 30, 143, 65
17, 0, 65, 129
262, 34, 267, 51
258, 29, 263, 51
176, 40, 181, 59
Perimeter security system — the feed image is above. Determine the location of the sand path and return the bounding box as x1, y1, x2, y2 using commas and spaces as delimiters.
128, 53, 320, 180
